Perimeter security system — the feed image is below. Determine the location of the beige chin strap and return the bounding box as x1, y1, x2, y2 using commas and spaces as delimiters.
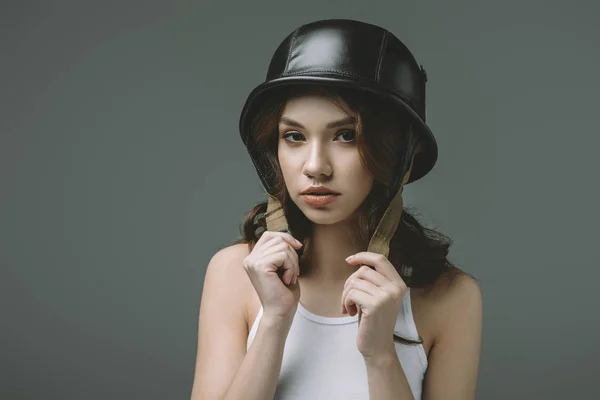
264, 194, 289, 234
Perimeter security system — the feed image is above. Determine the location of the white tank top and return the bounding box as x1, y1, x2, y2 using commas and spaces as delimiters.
246, 287, 428, 399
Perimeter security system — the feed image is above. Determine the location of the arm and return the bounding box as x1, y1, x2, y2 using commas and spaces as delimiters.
219, 316, 291, 400
365, 350, 415, 400
364, 273, 482, 400
190, 244, 292, 400
421, 273, 482, 400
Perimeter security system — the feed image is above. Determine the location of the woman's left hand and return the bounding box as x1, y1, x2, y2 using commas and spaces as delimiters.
341, 252, 407, 360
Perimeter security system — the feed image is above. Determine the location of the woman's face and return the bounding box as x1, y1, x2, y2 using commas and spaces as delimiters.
277, 93, 374, 225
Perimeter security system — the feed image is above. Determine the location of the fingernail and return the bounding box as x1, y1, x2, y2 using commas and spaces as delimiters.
345, 255, 354, 261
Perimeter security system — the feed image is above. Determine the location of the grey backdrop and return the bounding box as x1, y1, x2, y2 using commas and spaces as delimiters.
2, 0, 599, 399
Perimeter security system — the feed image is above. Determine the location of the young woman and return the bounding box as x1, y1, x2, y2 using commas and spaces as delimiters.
192, 19, 482, 400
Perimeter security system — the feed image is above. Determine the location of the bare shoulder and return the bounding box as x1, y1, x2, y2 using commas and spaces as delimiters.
191, 242, 253, 399
410, 268, 481, 356
418, 268, 483, 398
205, 243, 252, 296
209, 242, 251, 269
425, 267, 482, 341
204, 243, 253, 324
427, 267, 481, 301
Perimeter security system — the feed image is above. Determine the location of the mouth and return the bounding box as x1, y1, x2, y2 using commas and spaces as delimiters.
301, 193, 340, 206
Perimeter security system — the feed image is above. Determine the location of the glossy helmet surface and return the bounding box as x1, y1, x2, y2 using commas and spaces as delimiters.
239, 18, 438, 195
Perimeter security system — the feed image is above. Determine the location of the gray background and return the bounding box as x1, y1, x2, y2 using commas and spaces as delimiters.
2, 0, 598, 399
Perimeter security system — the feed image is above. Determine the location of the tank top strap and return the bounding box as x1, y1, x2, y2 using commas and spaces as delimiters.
394, 287, 420, 341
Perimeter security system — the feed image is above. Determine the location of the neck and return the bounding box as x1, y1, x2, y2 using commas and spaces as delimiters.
300, 218, 367, 285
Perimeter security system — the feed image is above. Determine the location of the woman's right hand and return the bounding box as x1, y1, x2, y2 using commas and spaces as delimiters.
242, 231, 303, 321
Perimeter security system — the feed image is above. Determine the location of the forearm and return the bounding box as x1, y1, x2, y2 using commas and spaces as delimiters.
220, 317, 290, 400
365, 350, 415, 400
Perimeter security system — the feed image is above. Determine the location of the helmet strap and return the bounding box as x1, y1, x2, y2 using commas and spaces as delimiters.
265, 193, 288, 233
366, 147, 416, 259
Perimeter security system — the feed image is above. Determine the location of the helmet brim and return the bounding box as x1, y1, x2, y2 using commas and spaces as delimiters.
239, 76, 438, 191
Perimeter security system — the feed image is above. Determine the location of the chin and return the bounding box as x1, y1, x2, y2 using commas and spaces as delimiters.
298, 206, 353, 225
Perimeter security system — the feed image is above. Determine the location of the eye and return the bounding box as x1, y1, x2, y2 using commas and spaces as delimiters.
281, 131, 305, 142
336, 129, 356, 143
280, 129, 356, 143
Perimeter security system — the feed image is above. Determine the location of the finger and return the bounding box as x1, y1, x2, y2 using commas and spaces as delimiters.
343, 288, 372, 317
341, 278, 380, 314
346, 252, 403, 284
262, 241, 295, 258
261, 231, 303, 251
263, 242, 299, 276
256, 238, 299, 284
345, 277, 381, 296
280, 242, 300, 282
262, 251, 296, 285
254, 228, 275, 247
344, 265, 388, 291
261, 234, 290, 251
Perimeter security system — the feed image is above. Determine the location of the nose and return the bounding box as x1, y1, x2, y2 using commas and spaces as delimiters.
302, 142, 332, 179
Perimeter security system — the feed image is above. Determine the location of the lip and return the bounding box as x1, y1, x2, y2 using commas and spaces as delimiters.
301, 193, 339, 207
300, 186, 340, 195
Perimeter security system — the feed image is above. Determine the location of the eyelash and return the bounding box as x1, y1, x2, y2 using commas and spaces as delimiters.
281, 130, 356, 143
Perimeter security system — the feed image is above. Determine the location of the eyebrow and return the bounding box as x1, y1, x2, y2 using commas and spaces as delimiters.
279, 116, 355, 129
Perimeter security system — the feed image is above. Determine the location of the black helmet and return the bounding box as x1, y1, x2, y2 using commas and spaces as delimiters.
239, 18, 438, 197
239, 18, 438, 266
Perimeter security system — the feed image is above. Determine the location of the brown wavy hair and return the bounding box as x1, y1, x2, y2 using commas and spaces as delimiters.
232, 84, 468, 345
